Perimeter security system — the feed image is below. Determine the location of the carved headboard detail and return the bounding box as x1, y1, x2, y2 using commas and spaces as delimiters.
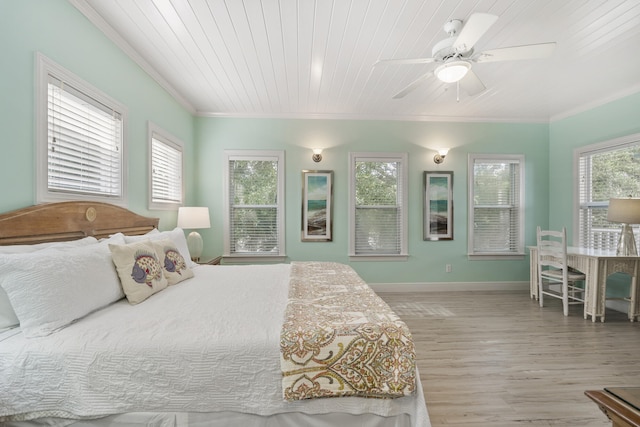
0, 201, 159, 246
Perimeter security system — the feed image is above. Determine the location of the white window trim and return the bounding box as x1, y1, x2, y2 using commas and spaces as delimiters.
148, 121, 185, 210
222, 150, 286, 261
467, 153, 525, 260
348, 152, 409, 261
572, 132, 640, 247
35, 52, 128, 206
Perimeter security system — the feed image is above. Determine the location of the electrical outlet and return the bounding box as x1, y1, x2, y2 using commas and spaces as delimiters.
445, 264, 452, 273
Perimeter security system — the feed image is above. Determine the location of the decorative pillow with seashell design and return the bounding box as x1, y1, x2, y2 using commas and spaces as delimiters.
109, 240, 168, 304
151, 239, 194, 285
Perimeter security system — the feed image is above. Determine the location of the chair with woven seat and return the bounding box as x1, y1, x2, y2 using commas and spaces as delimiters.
537, 226, 586, 316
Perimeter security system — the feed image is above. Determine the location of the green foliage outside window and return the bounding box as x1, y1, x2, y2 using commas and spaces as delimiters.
355, 161, 398, 205
472, 160, 520, 253
230, 160, 278, 253
585, 146, 640, 229
591, 146, 640, 200
579, 143, 640, 249
354, 160, 401, 254
231, 160, 278, 205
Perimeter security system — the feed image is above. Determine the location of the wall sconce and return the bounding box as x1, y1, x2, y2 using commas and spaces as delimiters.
433, 149, 449, 164
312, 148, 323, 163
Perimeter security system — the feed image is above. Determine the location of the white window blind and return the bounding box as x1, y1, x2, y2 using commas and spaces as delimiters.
577, 137, 640, 250
150, 125, 183, 209
37, 53, 127, 205
47, 75, 122, 197
469, 155, 524, 256
349, 153, 408, 257
224, 151, 285, 258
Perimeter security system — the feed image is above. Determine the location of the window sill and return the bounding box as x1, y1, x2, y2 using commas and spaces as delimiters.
223, 255, 287, 264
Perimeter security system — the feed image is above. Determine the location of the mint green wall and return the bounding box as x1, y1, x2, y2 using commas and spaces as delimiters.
549, 92, 640, 239
195, 117, 549, 284
5, 1, 638, 287
0, 0, 195, 229
549, 92, 640, 296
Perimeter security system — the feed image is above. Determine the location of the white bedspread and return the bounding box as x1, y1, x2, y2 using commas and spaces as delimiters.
0, 264, 429, 426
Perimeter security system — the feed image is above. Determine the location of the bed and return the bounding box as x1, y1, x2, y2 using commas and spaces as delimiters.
0, 201, 431, 427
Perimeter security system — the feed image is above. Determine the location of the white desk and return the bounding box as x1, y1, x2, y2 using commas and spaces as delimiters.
529, 246, 640, 322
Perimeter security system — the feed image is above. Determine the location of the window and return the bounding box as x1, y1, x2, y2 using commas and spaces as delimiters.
148, 122, 184, 210
576, 133, 640, 250
223, 150, 285, 260
349, 152, 408, 260
36, 53, 127, 205
468, 154, 525, 258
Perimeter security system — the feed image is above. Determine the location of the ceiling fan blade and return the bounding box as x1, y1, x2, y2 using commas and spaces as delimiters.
374, 57, 436, 66
459, 69, 486, 96
475, 42, 556, 63
392, 72, 432, 99
453, 13, 498, 53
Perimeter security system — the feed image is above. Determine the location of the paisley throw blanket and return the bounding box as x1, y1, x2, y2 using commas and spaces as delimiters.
280, 262, 416, 401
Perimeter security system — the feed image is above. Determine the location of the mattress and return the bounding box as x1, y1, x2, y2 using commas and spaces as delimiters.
0, 264, 430, 426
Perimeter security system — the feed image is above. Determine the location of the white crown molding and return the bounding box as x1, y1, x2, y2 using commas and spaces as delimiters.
68, 0, 196, 115
550, 84, 640, 122
196, 110, 549, 124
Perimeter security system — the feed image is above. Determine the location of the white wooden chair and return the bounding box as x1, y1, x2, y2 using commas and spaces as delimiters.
537, 226, 586, 316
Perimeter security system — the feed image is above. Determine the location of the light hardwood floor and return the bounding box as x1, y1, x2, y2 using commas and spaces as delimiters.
379, 290, 640, 427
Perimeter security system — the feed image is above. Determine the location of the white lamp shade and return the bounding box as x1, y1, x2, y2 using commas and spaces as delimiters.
608, 198, 640, 256
607, 198, 640, 224
177, 207, 211, 229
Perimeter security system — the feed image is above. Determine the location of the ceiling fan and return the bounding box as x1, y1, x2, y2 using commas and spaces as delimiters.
375, 13, 556, 99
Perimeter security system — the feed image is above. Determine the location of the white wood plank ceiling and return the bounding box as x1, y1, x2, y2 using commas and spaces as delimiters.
72, 0, 640, 122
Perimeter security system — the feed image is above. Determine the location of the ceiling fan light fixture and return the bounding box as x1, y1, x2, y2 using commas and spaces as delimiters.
435, 61, 470, 83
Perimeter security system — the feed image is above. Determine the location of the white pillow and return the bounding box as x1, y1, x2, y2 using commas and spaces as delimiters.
0, 288, 19, 332
0, 236, 98, 254
121, 228, 159, 243
124, 228, 197, 269
0, 235, 126, 338
120, 228, 160, 243
0, 236, 100, 331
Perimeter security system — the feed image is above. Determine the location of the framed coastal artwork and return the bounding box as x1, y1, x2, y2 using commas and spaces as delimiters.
424, 171, 453, 240
301, 170, 333, 242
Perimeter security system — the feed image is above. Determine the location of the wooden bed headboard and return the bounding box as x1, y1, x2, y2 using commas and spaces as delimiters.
0, 201, 159, 246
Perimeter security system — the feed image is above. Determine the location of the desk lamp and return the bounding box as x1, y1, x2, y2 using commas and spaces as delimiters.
607, 198, 640, 256
177, 207, 211, 262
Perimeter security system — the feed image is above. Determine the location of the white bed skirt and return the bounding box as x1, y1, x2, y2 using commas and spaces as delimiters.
5, 411, 415, 427
3, 371, 429, 427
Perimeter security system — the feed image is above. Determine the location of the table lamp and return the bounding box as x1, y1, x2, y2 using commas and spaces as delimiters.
607, 198, 640, 256
177, 207, 211, 262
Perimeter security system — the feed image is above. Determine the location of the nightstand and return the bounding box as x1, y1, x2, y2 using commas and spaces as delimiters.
196, 256, 222, 265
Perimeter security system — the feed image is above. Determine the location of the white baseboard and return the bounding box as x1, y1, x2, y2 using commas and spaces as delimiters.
606, 299, 630, 314
370, 281, 529, 293
371, 282, 633, 316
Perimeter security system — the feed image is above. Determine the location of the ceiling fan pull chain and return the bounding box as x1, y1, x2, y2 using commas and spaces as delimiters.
456, 81, 460, 102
